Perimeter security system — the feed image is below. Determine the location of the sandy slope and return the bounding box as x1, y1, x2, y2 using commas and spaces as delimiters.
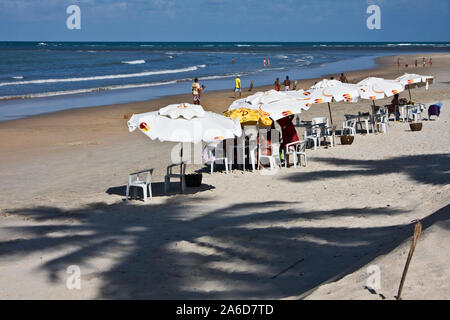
0, 54, 449, 299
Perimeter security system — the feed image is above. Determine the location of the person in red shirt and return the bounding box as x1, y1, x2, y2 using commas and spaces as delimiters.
277, 115, 300, 167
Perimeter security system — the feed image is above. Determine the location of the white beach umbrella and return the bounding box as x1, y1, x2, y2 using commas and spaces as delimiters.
356, 77, 405, 132
158, 103, 206, 120
128, 103, 242, 192
297, 80, 360, 131
309, 79, 360, 103
229, 98, 252, 111
357, 77, 404, 100
395, 73, 434, 101
228, 90, 312, 121
128, 103, 242, 144
396, 73, 434, 87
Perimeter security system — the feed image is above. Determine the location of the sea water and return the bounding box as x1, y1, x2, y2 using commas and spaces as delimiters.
0, 41, 449, 121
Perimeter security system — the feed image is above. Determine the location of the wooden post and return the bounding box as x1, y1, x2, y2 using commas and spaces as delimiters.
397, 220, 422, 300
248, 80, 254, 92
180, 144, 184, 194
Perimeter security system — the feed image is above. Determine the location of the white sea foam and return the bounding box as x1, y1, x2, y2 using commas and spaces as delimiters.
0, 80, 179, 100
199, 74, 237, 81
0, 66, 203, 87
121, 60, 146, 64
11, 76, 24, 80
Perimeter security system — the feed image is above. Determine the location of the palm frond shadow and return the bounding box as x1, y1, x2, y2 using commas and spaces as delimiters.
283, 153, 450, 186
3, 196, 448, 299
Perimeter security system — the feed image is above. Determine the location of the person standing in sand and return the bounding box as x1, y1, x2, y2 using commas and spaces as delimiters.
274, 77, 280, 91
192, 78, 202, 105
397, 57, 401, 69
283, 76, 291, 91
340, 73, 348, 83
415, 59, 418, 68
277, 115, 299, 167
429, 58, 433, 67
423, 57, 426, 67
234, 75, 242, 99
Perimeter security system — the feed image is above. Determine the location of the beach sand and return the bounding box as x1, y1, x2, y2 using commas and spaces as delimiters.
0, 54, 449, 299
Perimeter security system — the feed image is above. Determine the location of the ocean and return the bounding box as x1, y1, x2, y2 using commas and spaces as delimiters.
0, 41, 449, 121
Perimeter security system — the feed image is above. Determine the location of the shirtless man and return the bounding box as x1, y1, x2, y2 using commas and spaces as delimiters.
192, 78, 201, 105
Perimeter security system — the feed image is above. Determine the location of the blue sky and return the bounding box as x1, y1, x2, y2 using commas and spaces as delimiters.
1, 0, 449, 42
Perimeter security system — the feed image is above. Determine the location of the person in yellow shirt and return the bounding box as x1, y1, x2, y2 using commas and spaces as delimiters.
234, 75, 242, 99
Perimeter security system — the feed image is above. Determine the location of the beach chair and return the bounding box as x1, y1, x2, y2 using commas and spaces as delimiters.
342, 119, 357, 136
258, 130, 281, 170
244, 126, 258, 172
258, 142, 281, 170
375, 114, 388, 133
284, 140, 307, 168
355, 113, 371, 134
428, 103, 442, 120
205, 142, 230, 174
304, 124, 321, 150
409, 104, 425, 122
312, 117, 334, 147
385, 104, 397, 122
164, 162, 187, 193
126, 169, 154, 202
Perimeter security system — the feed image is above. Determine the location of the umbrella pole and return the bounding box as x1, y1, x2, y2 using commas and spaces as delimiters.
327, 102, 335, 147
371, 100, 377, 133
408, 87, 412, 102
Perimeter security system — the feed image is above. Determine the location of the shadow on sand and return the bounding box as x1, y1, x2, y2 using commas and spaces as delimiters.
1, 153, 449, 299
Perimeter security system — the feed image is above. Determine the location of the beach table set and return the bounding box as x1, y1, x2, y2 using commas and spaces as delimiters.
124, 73, 435, 201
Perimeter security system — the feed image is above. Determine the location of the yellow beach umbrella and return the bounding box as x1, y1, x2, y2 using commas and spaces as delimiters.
224, 108, 273, 126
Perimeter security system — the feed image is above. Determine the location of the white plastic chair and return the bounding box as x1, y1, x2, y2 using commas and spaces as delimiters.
243, 126, 258, 172
410, 104, 425, 122
126, 169, 154, 202
258, 130, 281, 170
258, 143, 281, 170
312, 117, 334, 147
375, 114, 388, 133
356, 115, 371, 134
398, 105, 408, 122
342, 119, 357, 136
205, 142, 230, 174
284, 140, 307, 168
164, 162, 187, 194
304, 124, 321, 150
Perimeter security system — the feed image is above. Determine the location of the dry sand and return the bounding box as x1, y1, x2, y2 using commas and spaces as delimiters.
0, 54, 449, 299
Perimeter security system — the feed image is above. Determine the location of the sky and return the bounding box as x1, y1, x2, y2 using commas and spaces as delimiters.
0, 0, 449, 42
